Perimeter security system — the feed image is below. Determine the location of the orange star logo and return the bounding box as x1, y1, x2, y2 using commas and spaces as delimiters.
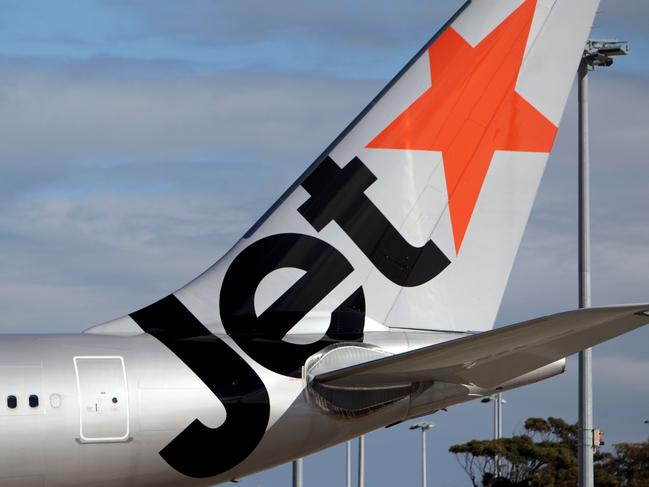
367, 0, 558, 253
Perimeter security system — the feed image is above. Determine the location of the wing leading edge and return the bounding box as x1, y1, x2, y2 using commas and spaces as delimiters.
314, 305, 649, 390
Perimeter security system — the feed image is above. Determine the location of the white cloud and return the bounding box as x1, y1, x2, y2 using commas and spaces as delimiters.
104, 0, 465, 48
0, 62, 379, 174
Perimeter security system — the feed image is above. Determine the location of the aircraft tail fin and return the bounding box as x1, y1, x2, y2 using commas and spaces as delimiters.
90, 1, 601, 351
177, 0, 600, 335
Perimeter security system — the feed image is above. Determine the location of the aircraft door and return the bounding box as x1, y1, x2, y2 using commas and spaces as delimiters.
73, 356, 130, 443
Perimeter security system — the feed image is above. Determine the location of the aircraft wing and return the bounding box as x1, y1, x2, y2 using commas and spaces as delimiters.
314, 304, 649, 389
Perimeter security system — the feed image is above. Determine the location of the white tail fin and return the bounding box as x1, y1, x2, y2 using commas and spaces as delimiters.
164, 0, 600, 339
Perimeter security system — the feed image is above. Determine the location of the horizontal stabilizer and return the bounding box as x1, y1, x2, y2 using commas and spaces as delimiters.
315, 305, 649, 389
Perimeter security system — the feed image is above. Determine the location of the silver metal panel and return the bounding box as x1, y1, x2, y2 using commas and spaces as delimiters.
73, 356, 130, 443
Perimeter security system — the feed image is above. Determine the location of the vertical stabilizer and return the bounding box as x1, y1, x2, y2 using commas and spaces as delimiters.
165, 0, 601, 337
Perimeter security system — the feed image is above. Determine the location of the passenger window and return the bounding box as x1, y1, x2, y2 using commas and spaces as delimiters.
7, 395, 17, 409
28, 395, 39, 408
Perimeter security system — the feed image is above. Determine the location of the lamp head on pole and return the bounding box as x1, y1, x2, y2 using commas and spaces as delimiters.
409, 422, 435, 432
480, 395, 506, 404
583, 39, 629, 69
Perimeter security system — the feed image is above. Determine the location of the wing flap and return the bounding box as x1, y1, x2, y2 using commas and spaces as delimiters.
314, 304, 649, 389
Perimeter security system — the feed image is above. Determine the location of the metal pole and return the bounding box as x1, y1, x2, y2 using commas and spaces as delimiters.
493, 395, 498, 439
410, 423, 434, 486
358, 435, 365, 487
421, 428, 427, 487
346, 441, 352, 487
494, 393, 502, 477
293, 458, 303, 487
497, 393, 503, 439
578, 59, 594, 487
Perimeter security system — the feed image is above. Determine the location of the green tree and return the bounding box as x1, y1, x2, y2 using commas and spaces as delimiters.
601, 442, 649, 487
449, 417, 649, 487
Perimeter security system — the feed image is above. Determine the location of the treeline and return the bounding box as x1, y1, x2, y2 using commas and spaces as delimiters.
449, 417, 649, 486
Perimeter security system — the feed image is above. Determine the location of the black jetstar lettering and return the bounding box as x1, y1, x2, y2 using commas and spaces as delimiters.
220, 233, 365, 377
131, 154, 450, 480
298, 156, 450, 287
131, 295, 270, 479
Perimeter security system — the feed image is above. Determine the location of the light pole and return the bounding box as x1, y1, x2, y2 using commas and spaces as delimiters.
481, 393, 506, 477
496, 392, 503, 440
358, 435, 365, 487
346, 441, 352, 487
577, 38, 629, 487
480, 393, 506, 440
292, 458, 303, 487
409, 422, 435, 487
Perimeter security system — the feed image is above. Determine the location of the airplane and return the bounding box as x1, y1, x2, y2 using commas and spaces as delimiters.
1, 0, 646, 485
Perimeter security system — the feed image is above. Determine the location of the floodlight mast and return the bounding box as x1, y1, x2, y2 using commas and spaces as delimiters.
358, 435, 365, 487
410, 422, 435, 487
292, 458, 303, 487
577, 38, 628, 487
346, 441, 352, 487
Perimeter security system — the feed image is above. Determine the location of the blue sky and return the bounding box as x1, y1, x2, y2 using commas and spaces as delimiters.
0, 1, 648, 486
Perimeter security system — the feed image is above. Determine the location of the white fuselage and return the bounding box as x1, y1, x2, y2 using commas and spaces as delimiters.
0, 330, 472, 487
